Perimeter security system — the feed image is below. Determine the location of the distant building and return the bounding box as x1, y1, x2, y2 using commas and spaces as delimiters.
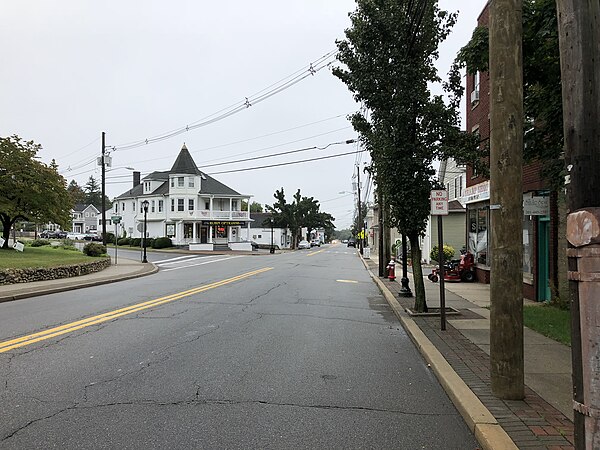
240, 212, 291, 249
71, 204, 100, 234
114, 144, 253, 251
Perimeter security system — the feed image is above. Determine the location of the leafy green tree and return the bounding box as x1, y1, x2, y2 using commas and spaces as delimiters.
449, 0, 562, 189
334, 0, 478, 311
83, 175, 112, 210
241, 200, 263, 212
0, 136, 72, 248
266, 188, 337, 248
67, 180, 86, 204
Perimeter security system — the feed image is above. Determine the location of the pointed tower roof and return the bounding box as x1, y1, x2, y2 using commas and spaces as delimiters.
170, 143, 201, 175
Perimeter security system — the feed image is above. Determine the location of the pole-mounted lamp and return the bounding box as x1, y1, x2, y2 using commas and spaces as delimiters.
141, 199, 149, 263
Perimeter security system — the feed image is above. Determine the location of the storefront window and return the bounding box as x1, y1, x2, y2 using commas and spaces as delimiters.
184, 223, 193, 239
215, 226, 227, 238
468, 204, 489, 266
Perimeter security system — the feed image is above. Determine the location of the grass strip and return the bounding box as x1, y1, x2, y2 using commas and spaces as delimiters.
0, 246, 104, 269
523, 304, 571, 346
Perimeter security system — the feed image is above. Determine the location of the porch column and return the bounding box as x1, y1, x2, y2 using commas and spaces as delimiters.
247, 222, 251, 241
209, 224, 213, 243
229, 198, 232, 219
209, 197, 214, 219
192, 221, 197, 242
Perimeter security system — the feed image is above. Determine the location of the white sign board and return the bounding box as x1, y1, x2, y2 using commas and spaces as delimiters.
13, 242, 24, 252
430, 190, 449, 216
523, 196, 549, 216
0, 237, 4, 248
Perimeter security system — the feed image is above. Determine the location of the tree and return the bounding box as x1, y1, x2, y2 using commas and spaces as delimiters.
67, 180, 86, 204
266, 188, 337, 247
242, 200, 263, 212
449, 0, 562, 189
334, 0, 478, 312
82, 175, 112, 210
0, 135, 72, 248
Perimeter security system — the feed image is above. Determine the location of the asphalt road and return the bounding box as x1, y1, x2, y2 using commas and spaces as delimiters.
0, 244, 477, 449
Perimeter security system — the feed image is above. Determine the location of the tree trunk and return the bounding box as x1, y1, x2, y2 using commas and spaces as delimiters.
489, 0, 524, 400
410, 233, 427, 312
1, 214, 13, 249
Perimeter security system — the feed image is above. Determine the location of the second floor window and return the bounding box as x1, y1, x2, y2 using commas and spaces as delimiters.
132, 202, 136, 212
205, 201, 210, 210
178, 177, 184, 187
158, 200, 163, 212
151, 200, 155, 213
232, 200, 238, 210
171, 199, 175, 212
178, 199, 184, 211
188, 199, 194, 211
170, 178, 175, 188
188, 177, 194, 188
122, 203, 125, 212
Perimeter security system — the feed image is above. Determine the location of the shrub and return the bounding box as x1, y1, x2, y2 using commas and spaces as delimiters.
31, 239, 51, 247
152, 237, 173, 249
83, 242, 107, 257
131, 238, 142, 247
145, 238, 155, 248
117, 237, 131, 246
57, 244, 80, 252
104, 232, 116, 244
430, 244, 455, 263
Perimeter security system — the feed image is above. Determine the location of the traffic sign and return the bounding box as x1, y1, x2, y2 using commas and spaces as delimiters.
430, 189, 449, 215
111, 215, 122, 224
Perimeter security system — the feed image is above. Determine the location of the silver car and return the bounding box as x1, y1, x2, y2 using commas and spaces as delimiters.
298, 240, 311, 249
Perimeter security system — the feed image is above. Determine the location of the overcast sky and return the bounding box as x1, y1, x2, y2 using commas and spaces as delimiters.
2, 0, 486, 229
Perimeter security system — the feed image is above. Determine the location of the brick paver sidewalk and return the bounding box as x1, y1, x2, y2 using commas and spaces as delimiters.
364, 258, 574, 449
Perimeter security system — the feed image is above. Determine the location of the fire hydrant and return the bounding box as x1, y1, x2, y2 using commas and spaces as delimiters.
386, 258, 396, 281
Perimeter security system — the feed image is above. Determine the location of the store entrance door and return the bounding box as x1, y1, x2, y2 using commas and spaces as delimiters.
537, 217, 550, 302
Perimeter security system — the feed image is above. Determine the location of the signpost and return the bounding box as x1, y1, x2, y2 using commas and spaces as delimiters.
111, 215, 121, 264
431, 190, 449, 330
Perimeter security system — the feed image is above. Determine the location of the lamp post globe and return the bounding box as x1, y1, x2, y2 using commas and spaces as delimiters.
141, 200, 149, 263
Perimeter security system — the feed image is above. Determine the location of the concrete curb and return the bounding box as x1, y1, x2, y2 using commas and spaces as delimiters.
360, 256, 517, 450
0, 264, 158, 304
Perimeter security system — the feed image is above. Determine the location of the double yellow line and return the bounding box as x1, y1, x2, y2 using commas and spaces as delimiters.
0, 267, 273, 354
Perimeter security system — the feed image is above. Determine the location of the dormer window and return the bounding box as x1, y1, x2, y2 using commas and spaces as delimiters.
144, 181, 151, 192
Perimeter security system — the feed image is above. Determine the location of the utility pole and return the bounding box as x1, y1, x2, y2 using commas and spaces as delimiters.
557, 2, 600, 448
489, 0, 524, 400
357, 164, 363, 255
101, 131, 107, 246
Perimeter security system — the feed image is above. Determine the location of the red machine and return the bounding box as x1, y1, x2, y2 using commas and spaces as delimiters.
428, 251, 476, 283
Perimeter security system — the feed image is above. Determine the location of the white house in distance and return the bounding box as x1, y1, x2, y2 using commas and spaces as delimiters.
240, 212, 291, 249
114, 144, 253, 251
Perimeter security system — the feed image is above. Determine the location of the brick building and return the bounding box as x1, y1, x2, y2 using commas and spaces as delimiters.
464, 2, 560, 301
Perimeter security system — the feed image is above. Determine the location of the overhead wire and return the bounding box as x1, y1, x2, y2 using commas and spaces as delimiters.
110, 50, 338, 152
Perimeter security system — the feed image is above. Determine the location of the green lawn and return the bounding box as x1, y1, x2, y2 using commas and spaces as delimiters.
0, 246, 105, 269
523, 304, 571, 346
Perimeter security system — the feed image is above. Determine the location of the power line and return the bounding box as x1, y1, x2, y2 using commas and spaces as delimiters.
110, 51, 338, 152
208, 147, 364, 175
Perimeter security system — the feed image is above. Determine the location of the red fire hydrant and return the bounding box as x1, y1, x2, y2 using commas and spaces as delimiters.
386, 258, 396, 281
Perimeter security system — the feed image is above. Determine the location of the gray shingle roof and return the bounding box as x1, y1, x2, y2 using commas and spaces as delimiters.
115, 144, 242, 199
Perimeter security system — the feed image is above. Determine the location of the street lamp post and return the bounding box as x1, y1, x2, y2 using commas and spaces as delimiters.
270, 218, 274, 254
141, 200, 149, 263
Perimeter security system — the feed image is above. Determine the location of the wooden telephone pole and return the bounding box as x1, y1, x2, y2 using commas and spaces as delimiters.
557, 2, 600, 448
489, 0, 524, 399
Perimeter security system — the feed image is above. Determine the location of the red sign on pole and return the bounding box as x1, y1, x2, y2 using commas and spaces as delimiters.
430, 190, 449, 215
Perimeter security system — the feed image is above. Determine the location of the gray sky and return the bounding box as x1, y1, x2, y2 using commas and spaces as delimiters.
1, 0, 486, 229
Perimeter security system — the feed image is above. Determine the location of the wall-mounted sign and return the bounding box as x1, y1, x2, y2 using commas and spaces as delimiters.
463, 180, 490, 204
166, 224, 175, 237
202, 221, 244, 226
523, 196, 549, 216
430, 189, 449, 216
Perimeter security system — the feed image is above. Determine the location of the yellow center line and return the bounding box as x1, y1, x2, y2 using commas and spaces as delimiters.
307, 248, 327, 257
0, 267, 273, 353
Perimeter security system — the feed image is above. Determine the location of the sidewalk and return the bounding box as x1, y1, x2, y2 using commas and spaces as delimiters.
0, 258, 157, 303
363, 252, 574, 449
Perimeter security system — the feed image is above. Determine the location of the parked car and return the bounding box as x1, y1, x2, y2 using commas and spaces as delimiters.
66, 232, 86, 240
310, 239, 321, 247
83, 234, 103, 242
341, 239, 348, 244
39, 230, 56, 239
298, 240, 311, 249
55, 231, 68, 239
347, 238, 356, 248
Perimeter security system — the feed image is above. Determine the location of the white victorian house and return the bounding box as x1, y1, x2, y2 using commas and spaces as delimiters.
114, 144, 253, 251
